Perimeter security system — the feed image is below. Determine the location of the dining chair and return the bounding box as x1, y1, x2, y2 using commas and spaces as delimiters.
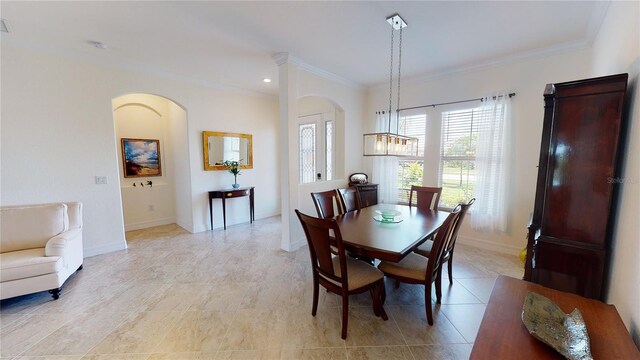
408, 185, 442, 210
414, 198, 476, 287
337, 187, 361, 213
295, 210, 388, 339
377, 205, 463, 325
311, 190, 343, 219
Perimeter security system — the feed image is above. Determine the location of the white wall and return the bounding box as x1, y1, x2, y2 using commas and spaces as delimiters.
365, 48, 592, 254
113, 94, 177, 231
1, 43, 280, 256
277, 57, 366, 250
589, 1, 640, 345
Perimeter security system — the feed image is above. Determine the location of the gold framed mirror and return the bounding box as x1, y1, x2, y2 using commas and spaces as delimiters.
203, 131, 253, 171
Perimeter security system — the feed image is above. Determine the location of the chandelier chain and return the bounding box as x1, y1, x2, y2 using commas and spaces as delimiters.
388, 24, 394, 132
397, 26, 403, 117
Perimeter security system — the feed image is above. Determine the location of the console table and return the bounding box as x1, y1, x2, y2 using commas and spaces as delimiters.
471, 276, 639, 359
208, 187, 254, 230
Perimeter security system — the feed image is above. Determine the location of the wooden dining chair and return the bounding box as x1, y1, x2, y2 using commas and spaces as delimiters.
408, 185, 442, 210
311, 190, 343, 219
377, 205, 463, 325
414, 198, 475, 287
337, 187, 361, 213
295, 210, 388, 339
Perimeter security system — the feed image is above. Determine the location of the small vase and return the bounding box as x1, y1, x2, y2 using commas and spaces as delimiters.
232, 183, 240, 189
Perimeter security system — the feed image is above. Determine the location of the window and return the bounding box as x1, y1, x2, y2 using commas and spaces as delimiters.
396, 113, 426, 203
298, 114, 334, 184
439, 107, 480, 208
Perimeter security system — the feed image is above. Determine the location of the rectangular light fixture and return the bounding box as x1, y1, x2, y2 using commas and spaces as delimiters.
363, 132, 418, 157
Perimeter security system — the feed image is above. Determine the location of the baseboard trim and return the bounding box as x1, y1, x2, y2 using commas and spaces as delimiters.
84, 241, 127, 257
457, 235, 523, 256
125, 217, 175, 231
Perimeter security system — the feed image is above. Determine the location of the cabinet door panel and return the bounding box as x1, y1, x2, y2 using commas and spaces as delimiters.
541, 93, 623, 246
534, 240, 605, 299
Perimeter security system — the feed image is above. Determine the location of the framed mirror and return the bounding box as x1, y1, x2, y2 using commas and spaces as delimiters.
203, 131, 253, 171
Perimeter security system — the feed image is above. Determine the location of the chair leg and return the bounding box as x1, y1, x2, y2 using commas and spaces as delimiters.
341, 294, 349, 339
435, 271, 443, 304
312, 277, 319, 316
448, 258, 453, 285
425, 284, 433, 326
374, 281, 388, 320
370, 288, 380, 317
395, 279, 400, 289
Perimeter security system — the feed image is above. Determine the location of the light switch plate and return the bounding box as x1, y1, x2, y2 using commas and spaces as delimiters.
95, 176, 108, 184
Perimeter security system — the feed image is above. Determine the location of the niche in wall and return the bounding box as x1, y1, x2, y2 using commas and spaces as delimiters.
112, 93, 191, 232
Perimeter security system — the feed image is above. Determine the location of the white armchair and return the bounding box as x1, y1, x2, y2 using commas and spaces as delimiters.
0, 202, 83, 300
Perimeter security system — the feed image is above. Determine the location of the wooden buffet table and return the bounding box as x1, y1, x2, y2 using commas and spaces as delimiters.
208, 187, 254, 230
471, 276, 639, 359
334, 204, 449, 262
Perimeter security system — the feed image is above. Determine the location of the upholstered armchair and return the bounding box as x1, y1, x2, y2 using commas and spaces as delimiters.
0, 202, 83, 300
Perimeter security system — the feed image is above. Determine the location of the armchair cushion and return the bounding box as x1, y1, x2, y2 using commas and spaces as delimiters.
0, 248, 62, 282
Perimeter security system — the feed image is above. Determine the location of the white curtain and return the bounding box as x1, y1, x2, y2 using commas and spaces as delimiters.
471, 93, 511, 232
372, 111, 398, 204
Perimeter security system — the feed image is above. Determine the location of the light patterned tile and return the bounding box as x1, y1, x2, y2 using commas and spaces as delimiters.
155, 310, 235, 353
21, 311, 130, 356
1, 313, 75, 357
147, 353, 216, 360
408, 344, 472, 360
219, 309, 288, 351
388, 305, 467, 345
0, 219, 523, 358
439, 304, 487, 343
343, 306, 405, 347
455, 278, 497, 303
282, 306, 344, 349
88, 311, 182, 355
280, 347, 346, 360
346, 346, 413, 360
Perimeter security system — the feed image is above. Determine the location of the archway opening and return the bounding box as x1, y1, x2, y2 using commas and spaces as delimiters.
112, 93, 192, 237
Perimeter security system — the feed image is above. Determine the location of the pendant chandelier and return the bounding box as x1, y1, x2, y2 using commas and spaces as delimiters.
363, 13, 418, 157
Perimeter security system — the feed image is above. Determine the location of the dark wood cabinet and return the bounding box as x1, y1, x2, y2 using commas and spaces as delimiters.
524, 74, 628, 300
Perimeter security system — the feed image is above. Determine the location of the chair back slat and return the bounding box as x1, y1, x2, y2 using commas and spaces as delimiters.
338, 187, 361, 213
295, 210, 346, 284
311, 190, 341, 219
426, 206, 462, 279
442, 198, 475, 258
409, 186, 442, 210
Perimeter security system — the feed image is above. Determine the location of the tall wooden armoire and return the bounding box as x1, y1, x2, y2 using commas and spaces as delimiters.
524, 74, 628, 300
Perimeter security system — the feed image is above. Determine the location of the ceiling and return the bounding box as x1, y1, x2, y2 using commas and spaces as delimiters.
0, 1, 608, 95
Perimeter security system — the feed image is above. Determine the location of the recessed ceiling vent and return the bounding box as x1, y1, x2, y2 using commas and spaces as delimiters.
0, 19, 10, 33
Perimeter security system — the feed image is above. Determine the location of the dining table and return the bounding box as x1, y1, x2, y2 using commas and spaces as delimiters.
334, 204, 450, 263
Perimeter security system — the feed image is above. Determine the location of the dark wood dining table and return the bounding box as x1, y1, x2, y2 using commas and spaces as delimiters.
334, 204, 450, 262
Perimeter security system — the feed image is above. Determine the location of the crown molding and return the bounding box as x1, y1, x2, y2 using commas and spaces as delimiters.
273, 52, 364, 90
367, 38, 593, 92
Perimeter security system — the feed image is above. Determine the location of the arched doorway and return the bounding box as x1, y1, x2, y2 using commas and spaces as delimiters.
112, 93, 193, 236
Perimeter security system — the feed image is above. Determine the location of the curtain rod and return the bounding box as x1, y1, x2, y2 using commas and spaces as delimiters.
378, 92, 515, 113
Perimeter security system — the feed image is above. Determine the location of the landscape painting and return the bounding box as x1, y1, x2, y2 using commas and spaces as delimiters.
121, 138, 162, 177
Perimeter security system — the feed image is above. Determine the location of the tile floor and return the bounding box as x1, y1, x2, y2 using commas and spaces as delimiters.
0, 217, 523, 360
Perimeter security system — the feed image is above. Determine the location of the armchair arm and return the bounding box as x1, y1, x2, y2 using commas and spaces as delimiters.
45, 228, 82, 258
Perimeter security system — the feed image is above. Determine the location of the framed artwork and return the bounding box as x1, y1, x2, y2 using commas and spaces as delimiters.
121, 138, 162, 177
